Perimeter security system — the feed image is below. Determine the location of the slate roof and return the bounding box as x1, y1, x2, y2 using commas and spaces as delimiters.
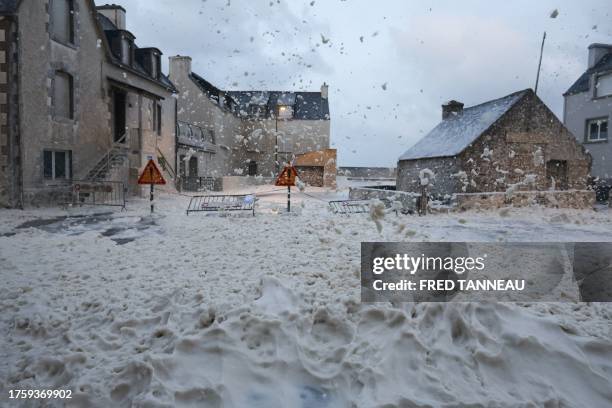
227, 91, 330, 120
189, 71, 329, 121
97, 13, 176, 93
190, 72, 222, 102
565, 50, 612, 96
0, 0, 19, 14
399, 89, 530, 161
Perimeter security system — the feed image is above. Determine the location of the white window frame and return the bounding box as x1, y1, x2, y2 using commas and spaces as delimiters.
43, 150, 72, 181
586, 118, 608, 142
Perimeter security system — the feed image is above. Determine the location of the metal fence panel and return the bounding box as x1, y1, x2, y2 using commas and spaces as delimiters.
187, 194, 256, 216
67, 180, 127, 210
329, 200, 371, 215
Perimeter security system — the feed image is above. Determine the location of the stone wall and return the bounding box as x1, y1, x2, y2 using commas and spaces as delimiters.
339, 167, 396, 179
169, 56, 331, 181
169, 56, 237, 180
455, 190, 596, 210
17, 0, 112, 206
397, 91, 592, 199
0, 16, 19, 207
459, 92, 591, 194
349, 187, 419, 212
397, 156, 461, 198
294, 148, 337, 188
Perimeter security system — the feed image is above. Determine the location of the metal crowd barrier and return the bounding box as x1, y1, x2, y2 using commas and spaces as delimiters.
328, 200, 371, 215
186, 194, 256, 216
67, 180, 127, 210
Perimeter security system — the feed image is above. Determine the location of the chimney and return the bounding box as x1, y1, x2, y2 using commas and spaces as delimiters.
588, 43, 612, 69
97, 4, 126, 30
321, 82, 329, 99
442, 100, 464, 120
169, 55, 192, 80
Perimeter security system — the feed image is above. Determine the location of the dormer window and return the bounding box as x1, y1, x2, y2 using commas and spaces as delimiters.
108, 31, 136, 67
595, 73, 612, 98
136, 48, 162, 80
51, 0, 75, 45
276, 93, 296, 120
120, 36, 133, 66
277, 105, 293, 120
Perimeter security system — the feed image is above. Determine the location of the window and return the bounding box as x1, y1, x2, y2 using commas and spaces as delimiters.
51, 0, 75, 45
155, 102, 162, 135
586, 118, 608, 142
207, 129, 215, 144
191, 126, 203, 140
596, 73, 612, 98
178, 122, 192, 139
152, 54, 161, 79
121, 37, 133, 66
43, 150, 72, 180
53, 71, 74, 120
277, 105, 294, 119
546, 160, 568, 190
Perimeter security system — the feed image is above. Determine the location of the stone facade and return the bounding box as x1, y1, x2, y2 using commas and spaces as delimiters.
0, 1, 177, 207
169, 55, 331, 189
0, 14, 19, 207
294, 148, 336, 188
398, 90, 592, 201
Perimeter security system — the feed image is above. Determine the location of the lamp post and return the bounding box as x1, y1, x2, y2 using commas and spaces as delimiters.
275, 112, 279, 173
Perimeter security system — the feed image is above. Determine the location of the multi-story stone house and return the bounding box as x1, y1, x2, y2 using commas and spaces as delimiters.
397, 89, 592, 200
0, 1, 177, 208
564, 43, 612, 200
169, 55, 333, 189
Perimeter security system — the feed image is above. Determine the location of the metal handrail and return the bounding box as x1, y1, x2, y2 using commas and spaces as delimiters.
156, 147, 177, 180
84, 133, 128, 180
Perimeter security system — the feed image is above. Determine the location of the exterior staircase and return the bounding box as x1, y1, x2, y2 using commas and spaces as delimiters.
84, 144, 129, 181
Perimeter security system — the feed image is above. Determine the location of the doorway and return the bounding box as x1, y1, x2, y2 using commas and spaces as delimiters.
189, 156, 198, 177
546, 160, 568, 190
113, 89, 127, 143
248, 161, 257, 176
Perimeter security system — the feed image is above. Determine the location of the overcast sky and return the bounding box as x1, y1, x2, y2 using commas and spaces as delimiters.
108, 0, 612, 167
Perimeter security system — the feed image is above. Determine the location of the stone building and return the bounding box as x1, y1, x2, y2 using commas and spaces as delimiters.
397, 89, 592, 200
0, 1, 177, 208
564, 43, 612, 198
169, 55, 332, 189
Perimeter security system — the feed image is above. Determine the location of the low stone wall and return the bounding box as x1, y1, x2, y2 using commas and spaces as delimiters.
349, 186, 420, 212
221, 176, 275, 191
455, 190, 596, 210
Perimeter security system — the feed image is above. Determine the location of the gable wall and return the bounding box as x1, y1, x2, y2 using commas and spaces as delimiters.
460, 92, 591, 193
16, 0, 111, 205
397, 92, 592, 198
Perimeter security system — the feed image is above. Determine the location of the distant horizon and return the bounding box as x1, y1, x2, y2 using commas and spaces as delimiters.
108, 0, 611, 167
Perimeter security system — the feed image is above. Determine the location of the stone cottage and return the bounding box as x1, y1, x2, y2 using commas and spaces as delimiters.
564, 43, 612, 200
0, 1, 177, 208
397, 89, 592, 205
169, 55, 333, 189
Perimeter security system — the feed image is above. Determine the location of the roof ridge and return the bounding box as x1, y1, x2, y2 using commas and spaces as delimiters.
462, 89, 531, 112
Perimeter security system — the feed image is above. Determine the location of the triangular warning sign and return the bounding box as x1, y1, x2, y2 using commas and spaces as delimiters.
138, 159, 167, 185
275, 165, 299, 187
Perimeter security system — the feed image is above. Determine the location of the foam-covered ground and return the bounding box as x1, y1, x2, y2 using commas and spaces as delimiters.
1, 189, 611, 407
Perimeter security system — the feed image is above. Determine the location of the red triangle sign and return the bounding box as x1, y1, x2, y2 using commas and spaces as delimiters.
275, 165, 299, 187
138, 159, 167, 185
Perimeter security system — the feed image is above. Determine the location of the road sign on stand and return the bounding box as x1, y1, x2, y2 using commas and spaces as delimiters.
275, 165, 299, 213
138, 159, 166, 213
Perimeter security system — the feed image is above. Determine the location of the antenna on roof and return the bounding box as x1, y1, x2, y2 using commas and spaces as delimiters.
534, 31, 547, 95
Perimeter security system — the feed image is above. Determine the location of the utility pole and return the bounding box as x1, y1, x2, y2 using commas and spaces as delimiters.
535, 31, 547, 95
